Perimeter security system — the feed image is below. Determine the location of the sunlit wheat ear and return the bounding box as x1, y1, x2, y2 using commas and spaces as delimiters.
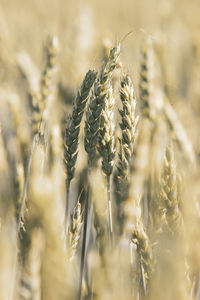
69, 201, 83, 261
84, 43, 120, 161
115, 73, 139, 206
132, 222, 153, 292
31, 35, 59, 135
139, 38, 154, 119
98, 85, 115, 242
20, 229, 44, 300
160, 143, 183, 234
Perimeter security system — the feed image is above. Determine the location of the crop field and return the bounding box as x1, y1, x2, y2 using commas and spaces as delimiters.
0, 0, 200, 299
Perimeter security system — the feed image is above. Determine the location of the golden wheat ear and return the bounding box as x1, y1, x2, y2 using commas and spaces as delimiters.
114, 73, 139, 228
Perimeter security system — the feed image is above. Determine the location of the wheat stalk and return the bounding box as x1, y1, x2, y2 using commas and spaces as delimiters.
17, 36, 58, 234
163, 97, 195, 165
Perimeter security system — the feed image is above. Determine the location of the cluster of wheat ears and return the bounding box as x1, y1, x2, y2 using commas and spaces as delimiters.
0, 33, 200, 300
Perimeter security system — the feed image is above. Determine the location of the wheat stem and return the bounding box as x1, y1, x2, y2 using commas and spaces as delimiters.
106, 175, 113, 246
17, 135, 37, 233
78, 159, 92, 300
65, 178, 71, 238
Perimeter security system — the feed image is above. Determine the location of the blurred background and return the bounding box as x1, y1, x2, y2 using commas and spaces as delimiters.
0, 0, 200, 153
0, 0, 199, 84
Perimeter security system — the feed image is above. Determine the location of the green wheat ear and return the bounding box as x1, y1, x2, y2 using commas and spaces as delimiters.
63, 69, 97, 237
64, 69, 97, 182
84, 44, 120, 161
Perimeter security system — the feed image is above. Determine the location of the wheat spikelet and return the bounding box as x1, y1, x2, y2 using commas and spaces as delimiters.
84, 43, 120, 161
64, 69, 97, 181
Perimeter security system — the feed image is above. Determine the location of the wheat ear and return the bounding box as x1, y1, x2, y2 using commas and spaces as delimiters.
115, 73, 139, 206
98, 85, 115, 242
84, 43, 120, 161
64, 69, 97, 235
160, 143, 182, 234
132, 222, 153, 293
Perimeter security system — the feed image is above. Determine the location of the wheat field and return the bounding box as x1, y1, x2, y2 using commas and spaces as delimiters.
0, 0, 200, 299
